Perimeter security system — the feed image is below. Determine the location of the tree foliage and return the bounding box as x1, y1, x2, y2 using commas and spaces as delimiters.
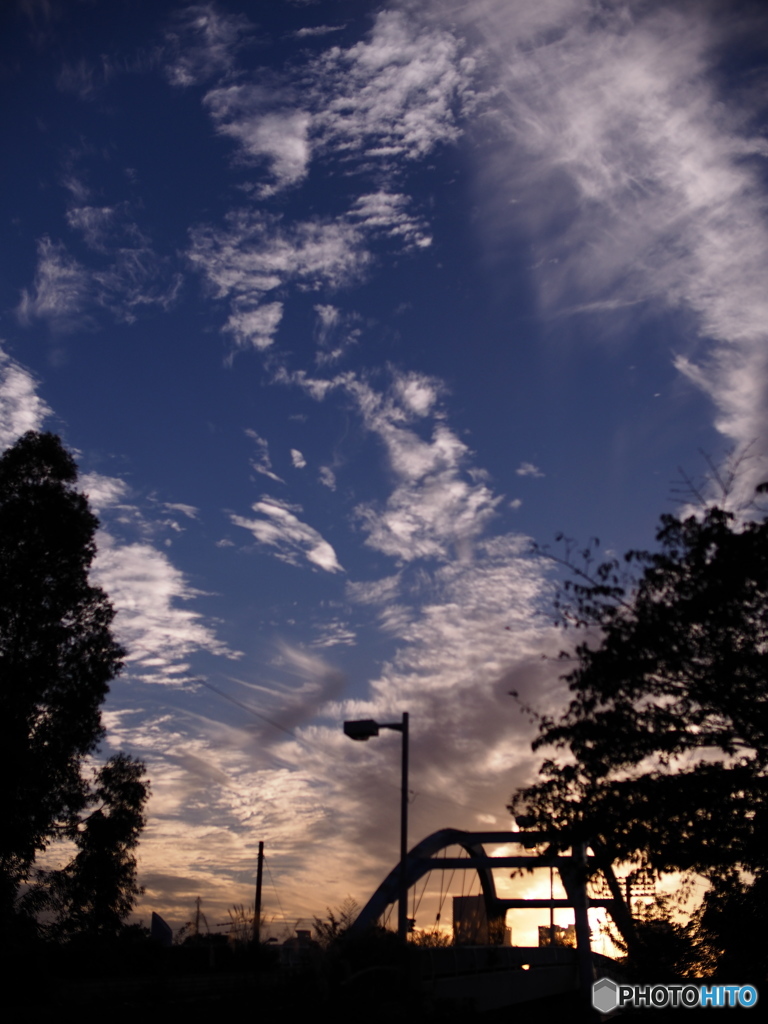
313, 897, 360, 948
0, 431, 148, 934
41, 754, 148, 939
511, 506, 768, 879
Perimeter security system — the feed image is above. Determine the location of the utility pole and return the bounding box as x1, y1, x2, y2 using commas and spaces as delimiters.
253, 840, 264, 943
398, 711, 410, 942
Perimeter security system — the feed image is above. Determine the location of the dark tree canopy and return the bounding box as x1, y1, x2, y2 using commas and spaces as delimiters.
511, 507, 768, 878
0, 431, 146, 931
43, 753, 148, 939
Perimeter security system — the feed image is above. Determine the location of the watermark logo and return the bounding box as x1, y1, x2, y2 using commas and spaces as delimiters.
592, 977, 759, 1013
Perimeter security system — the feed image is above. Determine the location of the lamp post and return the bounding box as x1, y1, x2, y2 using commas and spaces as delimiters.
343, 712, 409, 941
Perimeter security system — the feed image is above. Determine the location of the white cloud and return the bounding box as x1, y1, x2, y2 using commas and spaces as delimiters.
165, 3, 252, 88
313, 303, 362, 365
345, 371, 501, 562
161, 502, 199, 520
0, 347, 52, 450
18, 220, 181, 334
231, 496, 343, 573
245, 429, 284, 483
347, 192, 432, 249
516, 462, 544, 478
65, 204, 116, 249
93, 532, 240, 683
188, 209, 370, 352
311, 618, 356, 647
282, 365, 503, 562
17, 237, 93, 332
455, 0, 768, 497
312, 10, 473, 169
225, 302, 284, 351
80, 472, 131, 513
293, 25, 344, 40
318, 465, 336, 490
314, 303, 340, 341
393, 370, 441, 417
194, 8, 470, 198
290, 448, 306, 469
76, 473, 241, 687
204, 86, 312, 195
181, 11, 458, 352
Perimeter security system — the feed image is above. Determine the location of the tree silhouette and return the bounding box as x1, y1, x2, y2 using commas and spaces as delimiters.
511, 505, 768, 876
42, 754, 149, 939
0, 431, 147, 933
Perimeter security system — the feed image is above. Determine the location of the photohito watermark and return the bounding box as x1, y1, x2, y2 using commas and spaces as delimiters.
593, 978, 759, 1013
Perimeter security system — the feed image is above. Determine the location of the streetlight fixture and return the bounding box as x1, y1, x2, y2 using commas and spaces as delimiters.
343, 712, 409, 941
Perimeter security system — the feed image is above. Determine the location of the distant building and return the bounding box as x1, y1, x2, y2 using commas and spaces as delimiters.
453, 895, 511, 946
280, 922, 319, 968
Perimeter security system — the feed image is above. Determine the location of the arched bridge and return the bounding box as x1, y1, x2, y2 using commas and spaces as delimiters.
347, 828, 635, 1011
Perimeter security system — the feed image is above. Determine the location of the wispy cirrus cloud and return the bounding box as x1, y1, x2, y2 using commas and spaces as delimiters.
452, 0, 768, 496
18, 209, 181, 333
293, 25, 344, 40
94, 534, 239, 683
311, 9, 473, 171
0, 362, 236, 689
178, 7, 461, 355
188, 199, 427, 353
245, 429, 284, 483
311, 618, 356, 648
79, 471, 131, 513
274, 364, 503, 563
66, 204, 118, 250
77, 470, 241, 684
68, 199, 182, 322
204, 85, 312, 196
313, 303, 362, 366
164, 2, 253, 88
195, 8, 471, 195
347, 192, 431, 249
231, 496, 343, 573
0, 347, 52, 450
56, 56, 115, 100
345, 370, 501, 562
17, 237, 93, 333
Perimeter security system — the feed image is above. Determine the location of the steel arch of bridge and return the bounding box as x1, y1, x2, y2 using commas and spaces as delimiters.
348, 828, 636, 955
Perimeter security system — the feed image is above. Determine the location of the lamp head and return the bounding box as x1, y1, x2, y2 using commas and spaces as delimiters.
343, 719, 380, 741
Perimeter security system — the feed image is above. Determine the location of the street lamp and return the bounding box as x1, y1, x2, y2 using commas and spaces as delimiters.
343, 712, 409, 941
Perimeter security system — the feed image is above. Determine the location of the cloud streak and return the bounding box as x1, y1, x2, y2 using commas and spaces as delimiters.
231, 496, 343, 574
453, 0, 768, 494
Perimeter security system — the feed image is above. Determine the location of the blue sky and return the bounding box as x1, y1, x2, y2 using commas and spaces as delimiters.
2, 0, 767, 936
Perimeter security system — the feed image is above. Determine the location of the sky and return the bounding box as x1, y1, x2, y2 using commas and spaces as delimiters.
2, 0, 767, 940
